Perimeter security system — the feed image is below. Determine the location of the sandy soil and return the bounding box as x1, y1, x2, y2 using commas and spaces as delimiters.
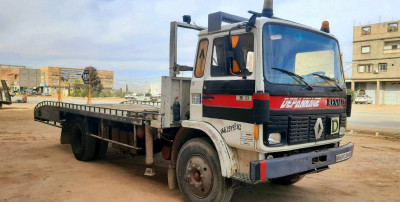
1, 104, 400, 201
352, 104, 400, 114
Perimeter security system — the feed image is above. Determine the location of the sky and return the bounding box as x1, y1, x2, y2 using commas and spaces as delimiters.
0, 0, 399, 91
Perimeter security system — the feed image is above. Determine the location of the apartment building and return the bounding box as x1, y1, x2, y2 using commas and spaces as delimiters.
0, 65, 41, 92
351, 20, 400, 105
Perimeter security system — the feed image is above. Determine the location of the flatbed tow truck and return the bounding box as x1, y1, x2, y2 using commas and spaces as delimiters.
34, 1, 354, 201
0, 80, 12, 108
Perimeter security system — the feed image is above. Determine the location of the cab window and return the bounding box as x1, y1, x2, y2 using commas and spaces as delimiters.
211, 33, 254, 77
194, 39, 209, 77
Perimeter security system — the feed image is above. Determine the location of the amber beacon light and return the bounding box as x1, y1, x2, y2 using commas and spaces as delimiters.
321, 21, 330, 33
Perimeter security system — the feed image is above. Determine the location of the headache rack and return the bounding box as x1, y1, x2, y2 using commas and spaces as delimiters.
34, 101, 164, 128
208, 11, 248, 32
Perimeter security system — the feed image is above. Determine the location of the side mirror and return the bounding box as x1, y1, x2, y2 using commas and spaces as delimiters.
224, 35, 247, 77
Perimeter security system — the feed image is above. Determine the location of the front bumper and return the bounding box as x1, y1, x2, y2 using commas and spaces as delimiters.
250, 143, 354, 181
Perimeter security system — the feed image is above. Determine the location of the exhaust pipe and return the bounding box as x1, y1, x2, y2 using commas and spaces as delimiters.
262, 0, 273, 18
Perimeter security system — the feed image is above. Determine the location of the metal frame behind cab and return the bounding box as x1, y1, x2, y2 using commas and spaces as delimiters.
208, 11, 248, 33
169, 12, 248, 77
169, 22, 205, 77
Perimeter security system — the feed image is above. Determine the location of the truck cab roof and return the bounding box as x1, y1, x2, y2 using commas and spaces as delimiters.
199, 15, 337, 42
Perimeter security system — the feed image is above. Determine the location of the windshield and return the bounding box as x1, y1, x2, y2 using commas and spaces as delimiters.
263, 24, 344, 87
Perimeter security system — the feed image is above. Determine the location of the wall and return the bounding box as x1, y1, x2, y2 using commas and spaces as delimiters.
352, 21, 400, 80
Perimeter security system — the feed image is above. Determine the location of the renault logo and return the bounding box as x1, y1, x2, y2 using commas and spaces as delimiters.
314, 118, 324, 139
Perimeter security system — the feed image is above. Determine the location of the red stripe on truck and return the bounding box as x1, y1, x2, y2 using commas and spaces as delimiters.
253, 93, 270, 101
202, 94, 253, 108
259, 161, 267, 180
202, 94, 345, 110
269, 96, 346, 109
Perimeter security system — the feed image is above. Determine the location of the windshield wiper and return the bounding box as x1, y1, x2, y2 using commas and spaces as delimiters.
312, 73, 343, 91
272, 67, 313, 90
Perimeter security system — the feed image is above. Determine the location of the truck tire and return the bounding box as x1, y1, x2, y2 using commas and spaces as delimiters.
269, 174, 304, 185
70, 118, 97, 161
176, 138, 233, 202
93, 123, 108, 160
94, 140, 108, 160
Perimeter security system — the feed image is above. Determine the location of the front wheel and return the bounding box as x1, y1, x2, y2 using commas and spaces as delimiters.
176, 138, 233, 202
269, 174, 304, 185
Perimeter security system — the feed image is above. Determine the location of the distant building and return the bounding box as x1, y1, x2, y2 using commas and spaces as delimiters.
40, 66, 114, 95
150, 83, 161, 95
97, 70, 114, 90
0, 64, 41, 92
1, 64, 114, 95
351, 20, 400, 105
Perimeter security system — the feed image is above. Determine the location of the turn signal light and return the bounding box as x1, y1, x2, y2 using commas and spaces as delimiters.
254, 125, 259, 140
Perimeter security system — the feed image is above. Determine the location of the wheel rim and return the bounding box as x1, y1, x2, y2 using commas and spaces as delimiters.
185, 155, 213, 198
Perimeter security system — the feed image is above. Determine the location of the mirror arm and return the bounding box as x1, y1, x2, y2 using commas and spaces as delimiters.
174, 64, 194, 72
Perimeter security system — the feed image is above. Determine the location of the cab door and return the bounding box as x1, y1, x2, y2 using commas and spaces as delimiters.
190, 38, 210, 121
201, 32, 256, 148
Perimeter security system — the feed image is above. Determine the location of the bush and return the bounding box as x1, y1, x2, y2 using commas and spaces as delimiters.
91, 91, 100, 98
112, 90, 125, 98
99, 91, 112, 97
71, 88, 88, 97
346, 89, 355, 102
71, 89, 126, 98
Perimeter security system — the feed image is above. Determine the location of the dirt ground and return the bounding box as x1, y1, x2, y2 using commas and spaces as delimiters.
352, 103, 400, 114
1, 104, 400, 202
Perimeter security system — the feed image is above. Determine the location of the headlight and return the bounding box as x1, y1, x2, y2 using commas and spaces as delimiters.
339, 127, 346, 135
268, 133, 281, 145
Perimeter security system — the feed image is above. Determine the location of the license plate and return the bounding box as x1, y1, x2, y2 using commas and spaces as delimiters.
336, 151, 352, 162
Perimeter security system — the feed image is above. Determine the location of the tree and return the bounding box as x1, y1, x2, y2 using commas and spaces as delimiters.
73, 66, 103, 97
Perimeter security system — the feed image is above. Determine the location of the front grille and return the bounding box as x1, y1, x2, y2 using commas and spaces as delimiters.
264, 114, 346, 145
288, 116, 309, 144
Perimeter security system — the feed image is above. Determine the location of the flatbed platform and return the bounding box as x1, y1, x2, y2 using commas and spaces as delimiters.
34, 101, 165, 128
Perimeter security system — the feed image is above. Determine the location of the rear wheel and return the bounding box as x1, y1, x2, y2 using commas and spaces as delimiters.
176, 138, 233, 202
94, 139, 108, 160
93, 123, 108, 160
70, 117, 97, 161
270, 174, 304, 185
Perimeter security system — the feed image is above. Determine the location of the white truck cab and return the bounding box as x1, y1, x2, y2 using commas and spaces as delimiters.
163, 0, 353, 199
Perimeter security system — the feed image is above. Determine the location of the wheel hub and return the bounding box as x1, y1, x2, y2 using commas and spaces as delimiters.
185, 155, 213, 198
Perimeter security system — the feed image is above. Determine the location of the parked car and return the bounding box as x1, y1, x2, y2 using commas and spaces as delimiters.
124, 93, 137, 99
41, 93, 51, 96
355, 95, 373, 104
23, 89, 37, 95
136, 94, 150, 101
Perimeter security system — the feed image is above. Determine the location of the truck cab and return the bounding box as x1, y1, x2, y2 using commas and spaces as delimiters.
165, 2, 353, 197
187, 11, 352, 173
